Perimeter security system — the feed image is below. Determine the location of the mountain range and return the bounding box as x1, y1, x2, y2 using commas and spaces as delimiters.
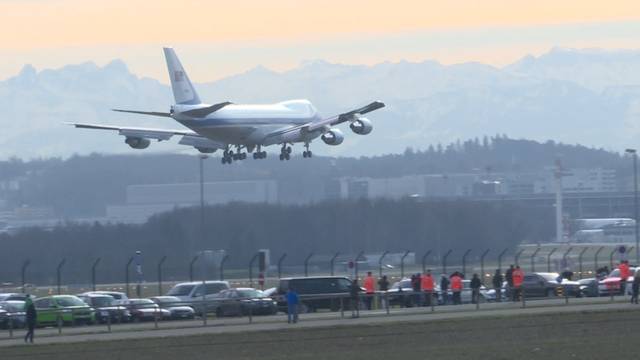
1, 47, 639, 159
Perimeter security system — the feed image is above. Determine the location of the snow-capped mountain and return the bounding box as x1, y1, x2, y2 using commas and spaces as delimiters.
0, 47, 639, 158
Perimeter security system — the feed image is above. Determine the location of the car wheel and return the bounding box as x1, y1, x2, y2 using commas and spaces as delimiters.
298, 303, 309, 314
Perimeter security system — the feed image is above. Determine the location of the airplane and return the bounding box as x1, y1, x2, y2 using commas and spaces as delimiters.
69, 48, 385, 164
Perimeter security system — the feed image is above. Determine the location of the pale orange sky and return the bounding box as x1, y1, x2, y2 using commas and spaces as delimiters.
1, 0, 639, 81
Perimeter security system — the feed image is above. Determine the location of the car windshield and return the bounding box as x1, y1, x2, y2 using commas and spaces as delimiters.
237, 289, 263, 298
91, 296, 114, 307
167, 285, 195, 296
539, 273, 560, 282
391, 280, 412, 289
56, 297, 86, 307
153, 297, 180, 303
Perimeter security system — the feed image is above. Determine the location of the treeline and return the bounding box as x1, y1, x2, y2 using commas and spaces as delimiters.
0, 197, 553, 285
0, 135, 628, 216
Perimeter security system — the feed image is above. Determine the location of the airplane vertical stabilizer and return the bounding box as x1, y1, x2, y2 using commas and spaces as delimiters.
163, 47, 201, 105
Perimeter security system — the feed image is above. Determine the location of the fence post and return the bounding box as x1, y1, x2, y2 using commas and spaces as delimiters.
442, 249, 453, 275
530, 247, 541, 272
609, 248, 617, 270
354, 251, 365, 280
562, 247, 574, 269
21, 260, 30, 294
249, 253, 259, 287
462, 249, 472, 276
497, 248, 508, 273
125, 256, 134, 297
91, 258, 101, 291
400, 250, 411, 278
379, 251, 390, 278
578, 247, 589, 279
514, 249, 524, 267
421, 250, 432, 274
219, 254, 229, 281
330, 252, 340, 276
56, 258, 66, 295
304, 253, 314, 277
547, 248, 558, 272
480, 249, 490, 281
594, 246, 604, 273
157, 256, 167, 296
277, 253, 287, 278
189, 255, 199, 282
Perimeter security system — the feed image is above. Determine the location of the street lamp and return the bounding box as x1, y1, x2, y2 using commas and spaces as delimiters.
625, 148, 639, 264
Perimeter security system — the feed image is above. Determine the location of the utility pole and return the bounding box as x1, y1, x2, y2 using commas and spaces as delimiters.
554, 159, 567, 243
626, 149, 639, 264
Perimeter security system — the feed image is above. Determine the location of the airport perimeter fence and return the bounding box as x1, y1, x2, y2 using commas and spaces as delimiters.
2, 286, 636, 342
2, 244, 633, 299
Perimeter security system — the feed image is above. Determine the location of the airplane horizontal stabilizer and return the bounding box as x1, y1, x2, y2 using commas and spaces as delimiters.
112, 109, 172, 117
180, 102, 233, 118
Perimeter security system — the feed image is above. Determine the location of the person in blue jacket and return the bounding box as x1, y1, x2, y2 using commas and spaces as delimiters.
286, 287, 299, 324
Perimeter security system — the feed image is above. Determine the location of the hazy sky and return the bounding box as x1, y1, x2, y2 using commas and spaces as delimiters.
1, 0, 639, 82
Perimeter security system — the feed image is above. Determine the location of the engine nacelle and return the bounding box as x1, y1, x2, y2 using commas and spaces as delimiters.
350, 118, 373, 135
125, 137, 150, 149
321, 128, 344, 146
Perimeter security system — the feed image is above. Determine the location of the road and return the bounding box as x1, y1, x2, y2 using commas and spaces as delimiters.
0, 295, 637, 347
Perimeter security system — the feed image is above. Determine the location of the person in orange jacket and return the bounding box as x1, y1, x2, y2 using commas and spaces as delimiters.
421, 270, 435, 307
363, 271, 376, 310
450, 272, 463, 305
619, 260, 631, 296
512, 265, 524, 301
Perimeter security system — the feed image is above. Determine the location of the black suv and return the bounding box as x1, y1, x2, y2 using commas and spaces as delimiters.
275, 276, 355, 312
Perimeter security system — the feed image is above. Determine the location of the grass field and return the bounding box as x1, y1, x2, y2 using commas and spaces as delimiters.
4, 307, 638, 360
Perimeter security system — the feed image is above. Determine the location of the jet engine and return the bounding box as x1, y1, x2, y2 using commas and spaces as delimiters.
321, 128, 344, 145
349, 118, 373, 135
125, 137, 150, 149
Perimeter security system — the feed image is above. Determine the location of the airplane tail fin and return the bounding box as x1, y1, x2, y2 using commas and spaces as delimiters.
163, 47, 202, 105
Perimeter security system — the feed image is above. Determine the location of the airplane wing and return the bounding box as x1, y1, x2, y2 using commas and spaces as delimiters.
67, 123, 195, 140
307, 101, 385, 132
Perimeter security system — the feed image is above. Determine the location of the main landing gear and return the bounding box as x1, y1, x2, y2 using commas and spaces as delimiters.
221, 146, 247, 164
302, 143, 313, 158
252, 146, 267, 160
279, 144, 292, 161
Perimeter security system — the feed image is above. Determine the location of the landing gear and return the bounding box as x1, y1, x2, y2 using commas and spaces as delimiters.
279, 144, 291, 161
302, 143, 312, 158
252, 146, 267, 159
222, 149, 233, 164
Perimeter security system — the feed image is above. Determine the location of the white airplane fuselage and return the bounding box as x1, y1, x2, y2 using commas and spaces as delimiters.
173, 99, 323, 148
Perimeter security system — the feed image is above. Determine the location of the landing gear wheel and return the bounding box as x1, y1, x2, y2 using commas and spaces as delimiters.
253, 153, 258, 159
261, 151, 267, 158
286, 146, 292, 154
284, 153, 290, 160
279, 154, 284, 161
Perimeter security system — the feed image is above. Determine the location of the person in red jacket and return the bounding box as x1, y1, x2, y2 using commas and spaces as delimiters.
619, 261, 631, 296
363, 271, 376, 310
421, 270, 435, 307
450, 273, 463, 305
512, 266, 524, 301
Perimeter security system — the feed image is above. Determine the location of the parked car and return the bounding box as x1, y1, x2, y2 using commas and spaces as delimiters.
212, 288, 277, 317
385, 278, 440, 307
597, 267, 636, 296
78, 291, 129, 305
124, 299, 171, 322
521, 272, 582, 298
0, 301, 26, 329
76, 293, 131, 323
166, 281, 230, 302
275, 277, 357, 312
149, 296, 195, 320
0, 293, 31, 302
33, 295, 95, 326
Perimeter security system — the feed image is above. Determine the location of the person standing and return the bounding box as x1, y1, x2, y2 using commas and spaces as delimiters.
632, 270, 640, 304
421, 270, 435, 307
492, 269, 504, 302
505, 265, 515, 301
24, 295, 36, 343
619, 261, 631, 296
440, 275, 450, 305
378, 275, 390, 309
512, 266, 524, 302
350, 279, 362, 318
470, 273, 482, 304
286, 287, 299, 324
411, 273, 422, 306
363, 271, 376, 310
450, 273, 463, 305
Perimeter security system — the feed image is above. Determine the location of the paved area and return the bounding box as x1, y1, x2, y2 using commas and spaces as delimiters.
1, 295, 637, 347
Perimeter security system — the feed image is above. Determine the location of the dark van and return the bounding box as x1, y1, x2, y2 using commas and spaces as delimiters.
276, 276, 354, 312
